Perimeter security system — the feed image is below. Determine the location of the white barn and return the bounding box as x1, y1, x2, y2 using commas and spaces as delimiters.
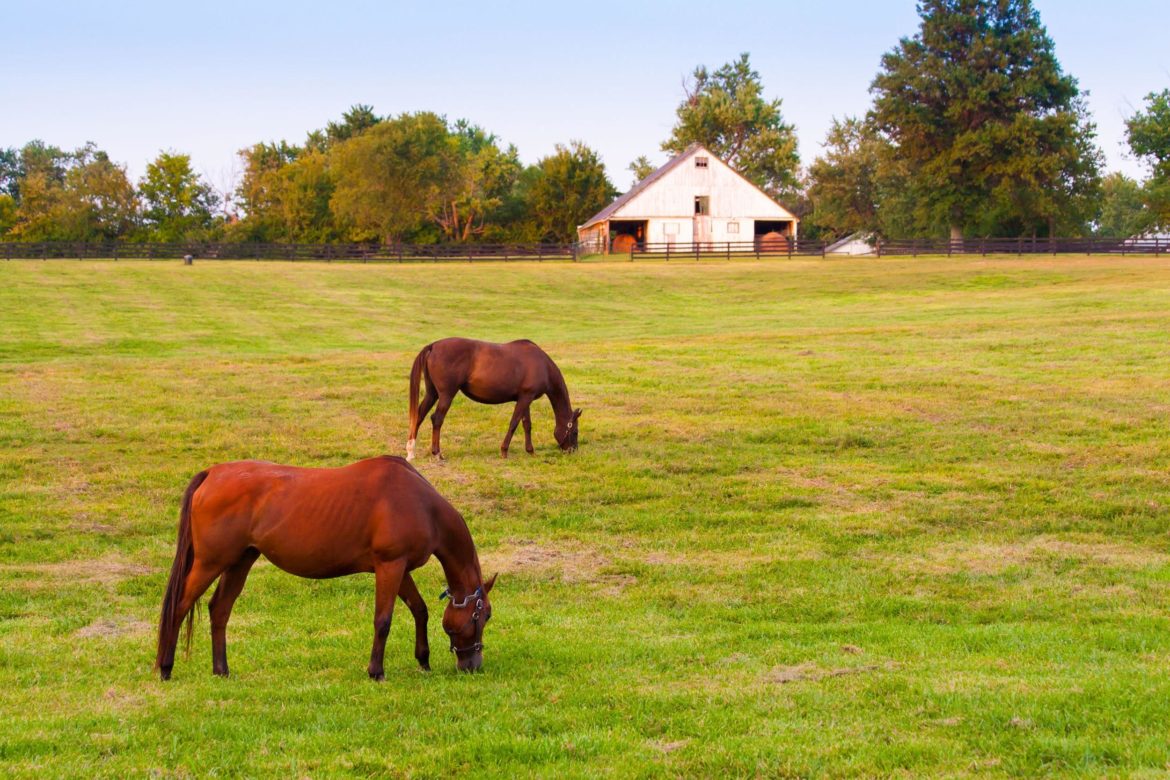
577, 144, 799, 254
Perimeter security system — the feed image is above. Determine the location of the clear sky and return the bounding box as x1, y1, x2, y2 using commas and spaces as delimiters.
3, 0, 1168, 193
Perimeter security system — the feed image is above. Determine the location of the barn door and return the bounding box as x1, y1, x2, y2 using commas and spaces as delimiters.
693, 215, 712, 248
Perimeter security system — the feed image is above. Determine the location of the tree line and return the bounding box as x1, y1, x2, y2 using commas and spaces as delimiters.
2, 0, 1168, 245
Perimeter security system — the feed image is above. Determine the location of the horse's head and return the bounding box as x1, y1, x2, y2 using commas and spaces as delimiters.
440, 573, 497, 672
555, 408, 582, 452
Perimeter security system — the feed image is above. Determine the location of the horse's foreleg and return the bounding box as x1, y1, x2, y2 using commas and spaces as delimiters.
397, 572, 430, 671
522, 408, 534, 454
158, 559, 223, 680
408, 387, 438, 461
430, 395, 454, 458
368, 558, 407, 681
207, 548, 260, 677
501, 395, 534, 458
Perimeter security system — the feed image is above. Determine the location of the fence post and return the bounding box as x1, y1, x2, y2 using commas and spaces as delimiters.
727, 241, 731, 261
694, 241, 699, 261
666, 243, 671, 262
876, 239, 882, 259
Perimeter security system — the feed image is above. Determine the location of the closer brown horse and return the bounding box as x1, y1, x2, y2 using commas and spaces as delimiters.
155, 456, 496, 680
406, 337, 582, 460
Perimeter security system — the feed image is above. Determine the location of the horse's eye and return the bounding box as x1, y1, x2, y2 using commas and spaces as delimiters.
567, 423, 573, 429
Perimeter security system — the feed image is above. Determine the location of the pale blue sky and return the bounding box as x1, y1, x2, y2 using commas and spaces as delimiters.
3, 0, 1167, 193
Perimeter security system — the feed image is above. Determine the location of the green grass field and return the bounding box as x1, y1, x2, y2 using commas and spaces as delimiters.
2, 256, 1169, 778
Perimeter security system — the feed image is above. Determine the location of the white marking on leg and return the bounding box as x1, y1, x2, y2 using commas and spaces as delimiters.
406, 439, 416, 461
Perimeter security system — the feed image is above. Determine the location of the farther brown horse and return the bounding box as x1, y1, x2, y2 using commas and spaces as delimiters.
155, 456, 496, 680
406, 337, 582, 460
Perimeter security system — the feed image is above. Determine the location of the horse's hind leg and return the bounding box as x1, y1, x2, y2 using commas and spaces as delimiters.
430, 393, 454, 458
408, 384, 438, 461
397, 572, 430, 671
501, 394, 535, 458
208, 548, 260, 677
158, 559, 225, 679
522, 408, 534, 454
368, 558, 407, 681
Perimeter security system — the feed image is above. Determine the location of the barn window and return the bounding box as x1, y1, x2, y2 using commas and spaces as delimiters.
727, 222, 739, 234
695, 156, 708, 168
694, 196, 710, 215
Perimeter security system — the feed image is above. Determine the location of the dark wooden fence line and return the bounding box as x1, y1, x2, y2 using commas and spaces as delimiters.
0, 241, 579, 262
1, 237, 1166, 262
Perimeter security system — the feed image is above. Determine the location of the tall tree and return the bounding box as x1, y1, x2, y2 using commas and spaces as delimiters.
329, 112, 464, 243
1095, 173, 1149, 238
662, 53, 800, 197
139, 152, 219, 241
1126, 89, 1170, 229
806, 117, 885, 238
525, 141, 617, 242
871, 0, 1102, 239
235, 141, 301, 240
432, 121, 522, 242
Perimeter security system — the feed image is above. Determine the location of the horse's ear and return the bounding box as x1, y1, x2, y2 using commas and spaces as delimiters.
573, 408, 582, 420
484, 572, 499, 594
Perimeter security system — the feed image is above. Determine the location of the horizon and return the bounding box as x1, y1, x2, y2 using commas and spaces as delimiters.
3, 0, 1168, 194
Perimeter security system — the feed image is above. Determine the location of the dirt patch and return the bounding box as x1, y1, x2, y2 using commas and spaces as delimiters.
651, 739, 690, 754
76, 617, 153, 639
910, 537, 1168, 576
1, 555, 152, 590
482, 539, 634, 594
767, 661, 900, 685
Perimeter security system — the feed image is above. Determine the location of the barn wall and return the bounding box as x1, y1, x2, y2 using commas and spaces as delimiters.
614, 149, 795, 222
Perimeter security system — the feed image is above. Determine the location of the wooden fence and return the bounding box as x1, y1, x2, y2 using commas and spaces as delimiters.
0, 241, 579, 262
625, 236, 1169, 260
1, 237, 1167, 263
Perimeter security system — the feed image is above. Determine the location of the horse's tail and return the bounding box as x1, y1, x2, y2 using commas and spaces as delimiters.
407, 344, 433, 460
155, 469, 209, 671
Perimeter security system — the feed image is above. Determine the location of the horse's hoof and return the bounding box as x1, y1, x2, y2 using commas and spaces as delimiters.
368, 670, 385, 682
159, 665, 172, 681
500, 450, 508, 459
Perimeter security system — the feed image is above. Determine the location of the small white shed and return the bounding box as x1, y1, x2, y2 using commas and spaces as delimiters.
577, 144, 799, 254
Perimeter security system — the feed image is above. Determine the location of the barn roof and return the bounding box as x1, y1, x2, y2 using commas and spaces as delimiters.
579, 144, 705, 230
579, 143, 796, 229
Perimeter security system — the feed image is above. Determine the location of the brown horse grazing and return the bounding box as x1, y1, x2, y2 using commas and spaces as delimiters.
155, 456, 497, 680
406, 337, 582, 460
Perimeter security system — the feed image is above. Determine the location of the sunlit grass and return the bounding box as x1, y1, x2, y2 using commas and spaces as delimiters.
1, 256, 1169, 777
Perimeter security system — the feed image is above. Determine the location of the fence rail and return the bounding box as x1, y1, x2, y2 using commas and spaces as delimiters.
1, 237, 1167, 262
624, 236, 1169, 259
0, 241, 579, 262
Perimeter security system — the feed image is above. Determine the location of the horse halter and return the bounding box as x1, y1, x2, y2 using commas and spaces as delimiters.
439, 585, 486, 655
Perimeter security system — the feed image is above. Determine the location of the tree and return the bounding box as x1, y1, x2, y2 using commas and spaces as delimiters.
1095, 173, 1148, 238
1126, 89, 1170, 229
0, 194, 15, 237
59, 144, 139, 240
432, 121, 522, 242
662, 53, 800, 197
235, 141, 302, 240
525, 141, 617, 242
871, 0, 1102, 239
139, 151, 219, 241
274, 151, 338, 242
628, 156, 656, 182
806, 117, 884, 238
326, 104, 381, 146
329, 112, 464, 243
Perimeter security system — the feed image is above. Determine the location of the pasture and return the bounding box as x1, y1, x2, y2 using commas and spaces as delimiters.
1, 255, 1169, 777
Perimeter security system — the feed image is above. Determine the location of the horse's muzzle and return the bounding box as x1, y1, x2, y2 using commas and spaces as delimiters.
456, 651, 483, 672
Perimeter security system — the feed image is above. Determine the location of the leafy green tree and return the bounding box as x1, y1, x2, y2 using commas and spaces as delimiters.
525, 141, 617, 242
433, 122, 522, 241
59, 144, 139, 240
1126, 89, 1170, 229
0, 148, 20, 200
329, 112, 463, 243
0, 193, 15, 237
235, 141, 301, 241
807, 117, 885, 238
275, 151, 338, 242
663, 53, 800, 197
628, 156, 656, 182
871, 0, 1102, 238
139, 151, 219, 241
326, 104, 381, 146
1095, 173, 1149, 238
